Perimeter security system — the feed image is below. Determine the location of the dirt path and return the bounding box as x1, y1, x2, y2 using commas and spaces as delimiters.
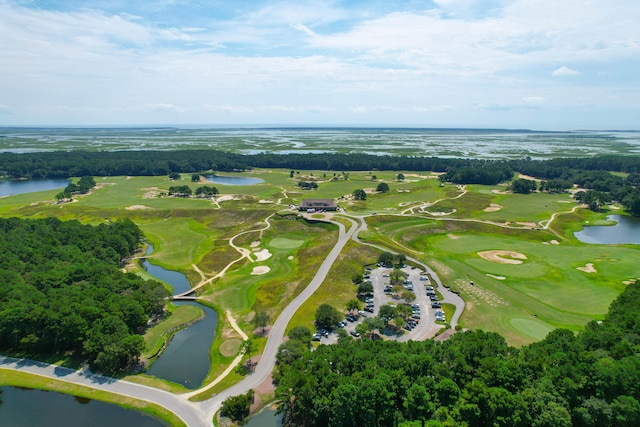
401, 185, 466, 215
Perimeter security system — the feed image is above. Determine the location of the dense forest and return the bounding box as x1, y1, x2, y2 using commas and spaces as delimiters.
0, 217, 169, 372
274, 281, 640, 427
2, 151, 640, 214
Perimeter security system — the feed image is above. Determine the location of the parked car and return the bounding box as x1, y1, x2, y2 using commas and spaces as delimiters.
365, 306, 374, 313
358, 310, 368, 317
420, 276, 429, 281
350, 330, 360, 337
429, 295, 438, 301
431, 302, 441, 308
425, 286, 434, 291
312, 333, 321, 341
411, 304, 420, 310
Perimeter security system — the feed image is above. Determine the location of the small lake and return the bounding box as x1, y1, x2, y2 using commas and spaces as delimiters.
0, 386, 164, 427
574, 214, 640, 244
0, 178, 69, 197
142, 257, 218, 389
204, 175, 264, 185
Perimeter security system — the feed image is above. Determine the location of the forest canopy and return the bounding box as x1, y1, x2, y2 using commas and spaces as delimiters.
0, 217, 169, 373
275, 281, 640, 427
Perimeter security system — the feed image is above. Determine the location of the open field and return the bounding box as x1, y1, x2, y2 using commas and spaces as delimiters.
1, 166, 639, 387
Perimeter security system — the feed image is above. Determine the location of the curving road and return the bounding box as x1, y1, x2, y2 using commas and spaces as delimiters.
0, 215, 359, 426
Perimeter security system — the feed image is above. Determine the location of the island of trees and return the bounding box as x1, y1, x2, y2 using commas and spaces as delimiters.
0, 217, 169, 373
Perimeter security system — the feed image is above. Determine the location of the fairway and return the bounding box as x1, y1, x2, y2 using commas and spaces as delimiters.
508, 317, 555, 340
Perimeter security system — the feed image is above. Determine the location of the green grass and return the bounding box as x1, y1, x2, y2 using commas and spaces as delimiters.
0, 369, 185, 427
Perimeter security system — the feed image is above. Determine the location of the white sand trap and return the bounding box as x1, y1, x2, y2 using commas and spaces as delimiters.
447, 234, 460, 240
427, 209, 456, 216
478, 250, 527, 265
216, 195, 236, 202
491, 189, 510, 194
550, 240, 559, 245
254, 249, 272, 261
288, 255, 294, 260
484, 203, 502, 212
577, 263, 597, 273
251, 266, 270, 275
258, 199, 274, 203
250, 240, 261, 248
486, 274, 506, 280
516, 222, 537, 228
125, 205, 151, 210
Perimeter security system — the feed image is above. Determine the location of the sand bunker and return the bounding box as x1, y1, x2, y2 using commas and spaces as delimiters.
216, 195, 237, 202
550, 240, 559, 245
253, 248, 272, 261
483, 203, 502, 212
577, 263, 597, 273
478, 250, 527, 264
250, 240, 261, 248
251, 266, 270, 275
258, 199, 274, 204
447, 234, 460, 240
486, 274, 506, 280
125, 205, 152, 210
288, 255, 294, 260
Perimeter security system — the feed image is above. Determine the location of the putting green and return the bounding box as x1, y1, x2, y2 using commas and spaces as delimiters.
508, 317, 555, 340
269, 237, 304, 249
219, 338, 242, 357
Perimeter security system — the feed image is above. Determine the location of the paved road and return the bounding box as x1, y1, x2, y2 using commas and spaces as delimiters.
0, 356, 208, 427
199, 216, 359, 420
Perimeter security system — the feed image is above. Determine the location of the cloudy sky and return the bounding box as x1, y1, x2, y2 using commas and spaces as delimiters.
1, 0, 639, 129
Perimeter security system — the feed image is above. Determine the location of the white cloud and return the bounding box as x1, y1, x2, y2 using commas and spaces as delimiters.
552, 66, 580, 76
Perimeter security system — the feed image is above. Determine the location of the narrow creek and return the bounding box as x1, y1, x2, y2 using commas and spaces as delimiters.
142, 247, 218, 389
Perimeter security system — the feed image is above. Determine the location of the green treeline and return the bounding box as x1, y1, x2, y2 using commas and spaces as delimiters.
2, 151, 640, 214
275, 282, 640, 427
0, 217, 169, 373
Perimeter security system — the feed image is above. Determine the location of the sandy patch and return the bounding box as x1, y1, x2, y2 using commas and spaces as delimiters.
516, 222, 537, 228
258, 199, 274, 204
491, 189, 510, 194
483, 203, 502, 212
216, 195, 237, 202
486, 274, 506, 280
550, 240, 559, 245
623, 278, 640, 285
478, 250, 527, 264
363, 188, 376, 194
253, 249, 272, 261
142, 187, 162, 199
517, 173, 541, 181
251, 266, 270, 275
577, 263, 596, 273
425, 209, 456, 216
125, 204, 152, 210
447, 234, 460, 240
288, 255, 294, 260
250, 240, 261, 248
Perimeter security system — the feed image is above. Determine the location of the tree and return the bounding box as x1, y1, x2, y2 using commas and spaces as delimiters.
371, 175, 378, 180
352, 272, 364, 284
221, 392, 252, 422
353, 189, 367, 200
242, 338, 257, 359
378, 305, 396, 324
378, 251, 395, 267
315, 304, 341, 330
376, 182, 390, 193
191, 174, 200, 182
357, 281, 374, 296
290, 170, 295, 178
397, 173, 405, 181
253, 311, 270, 334
346, 298, 360, 313
288, 326, 313, 347
401, 290, 417, 304
168, 172, 180, 180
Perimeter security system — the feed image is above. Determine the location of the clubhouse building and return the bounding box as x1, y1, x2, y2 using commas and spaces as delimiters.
298, 199, 338, 212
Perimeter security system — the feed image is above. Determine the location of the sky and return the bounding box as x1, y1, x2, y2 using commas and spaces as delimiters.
0, 0, 639, 129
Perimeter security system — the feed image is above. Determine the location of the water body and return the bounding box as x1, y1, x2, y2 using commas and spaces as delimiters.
574, 215, 640, 244
0, 386, 164, 427
0, 178, 68, 197
142, 257, 218, 389
245, 406, 283, 427
205, 175, 264, 185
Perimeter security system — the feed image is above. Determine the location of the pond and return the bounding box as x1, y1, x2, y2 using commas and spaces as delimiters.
245, 406, 283, 427
204, 174, 264, 185
0, 178, 69, 197
142, 256, 218, 389
0, 386, 165, 427
574, 214, 640, 244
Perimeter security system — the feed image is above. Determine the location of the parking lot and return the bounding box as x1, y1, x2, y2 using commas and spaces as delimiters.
320, 265, 446, 344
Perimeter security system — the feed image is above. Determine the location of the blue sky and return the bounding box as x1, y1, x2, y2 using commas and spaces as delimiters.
0, 0, 639, 129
